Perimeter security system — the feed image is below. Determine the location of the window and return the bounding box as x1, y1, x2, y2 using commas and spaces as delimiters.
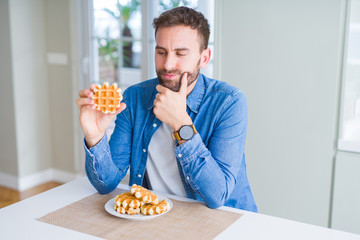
92, 0, 142, 89
90, 0, 215, 90
338, 0, 360, 152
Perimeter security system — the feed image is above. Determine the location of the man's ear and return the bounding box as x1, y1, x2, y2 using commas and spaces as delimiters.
200, 48, 211, 69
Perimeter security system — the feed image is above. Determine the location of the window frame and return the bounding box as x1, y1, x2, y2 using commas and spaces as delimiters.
337, 0, 360, 153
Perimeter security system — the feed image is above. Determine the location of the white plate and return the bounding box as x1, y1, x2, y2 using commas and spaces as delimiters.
104, 195, 173, 220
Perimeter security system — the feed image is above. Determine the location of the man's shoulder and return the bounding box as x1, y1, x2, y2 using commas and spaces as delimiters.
201, 75, 247, 115
203, 75, 245, 100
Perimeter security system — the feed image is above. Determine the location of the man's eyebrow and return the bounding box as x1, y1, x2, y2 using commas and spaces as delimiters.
155, 45, 166, 50
155, 46, 190, 51
174, 48, 189, 51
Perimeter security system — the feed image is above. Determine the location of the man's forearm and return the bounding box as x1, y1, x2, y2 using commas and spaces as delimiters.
175, 133, 242, 209
84, 136, 124, 194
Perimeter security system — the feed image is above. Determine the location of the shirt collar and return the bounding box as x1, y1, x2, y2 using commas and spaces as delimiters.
147, 73, 205, 113
186, 73, 205, 113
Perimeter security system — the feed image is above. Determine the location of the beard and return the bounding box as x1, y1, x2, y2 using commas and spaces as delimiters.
156, 59, 201, 92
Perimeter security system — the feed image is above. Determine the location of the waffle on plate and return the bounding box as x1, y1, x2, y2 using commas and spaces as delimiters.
113, 184, 171, 216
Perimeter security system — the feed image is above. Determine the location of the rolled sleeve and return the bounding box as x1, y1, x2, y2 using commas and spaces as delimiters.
174, 133, 205, 164
84, 134, 120, 194
84, 135, 109, 165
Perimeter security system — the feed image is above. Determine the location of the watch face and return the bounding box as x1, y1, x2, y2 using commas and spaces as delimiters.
179, 125, 195, 140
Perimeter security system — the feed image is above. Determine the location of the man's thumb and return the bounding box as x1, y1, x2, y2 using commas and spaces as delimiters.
180, 73, 188, 94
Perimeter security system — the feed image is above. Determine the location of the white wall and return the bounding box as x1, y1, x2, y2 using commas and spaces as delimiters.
0, 0, 18, 176
0, 0, 79, 190
219, 0, 345, 227
9, 0, 53, 177
44, 0, 76, 174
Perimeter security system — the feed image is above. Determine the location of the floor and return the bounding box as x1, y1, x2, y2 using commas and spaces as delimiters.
0, 181, 62, 208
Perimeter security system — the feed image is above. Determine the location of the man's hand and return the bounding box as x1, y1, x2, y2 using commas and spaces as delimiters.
153, 73, 193, 131
76, 84, 126, 148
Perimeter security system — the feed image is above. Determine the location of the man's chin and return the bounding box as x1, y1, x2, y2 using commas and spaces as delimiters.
161, 84, 181, 92
159, 79, 181, 92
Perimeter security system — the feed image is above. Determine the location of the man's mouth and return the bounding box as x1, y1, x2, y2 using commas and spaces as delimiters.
162, 73, 177, 80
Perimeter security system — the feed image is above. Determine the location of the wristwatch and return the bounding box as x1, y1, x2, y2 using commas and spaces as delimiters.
171, 124, 197, 141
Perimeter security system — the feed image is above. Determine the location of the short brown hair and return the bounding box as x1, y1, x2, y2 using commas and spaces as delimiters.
152, 6, 210, 51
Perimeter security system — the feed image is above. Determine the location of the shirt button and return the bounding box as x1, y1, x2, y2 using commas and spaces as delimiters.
186, 176, 190, 180
138, 174, 142, 178
178, 154, 182, 158
143, 149, 146, 153
153, 123, 157, 127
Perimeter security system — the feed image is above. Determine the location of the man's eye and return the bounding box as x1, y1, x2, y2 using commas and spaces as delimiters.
177, 53, 186, 56
157, 51, 166, 55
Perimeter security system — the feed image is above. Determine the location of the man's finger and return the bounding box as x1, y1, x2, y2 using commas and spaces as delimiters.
76, 97, 94, 107
79, 89, 93, 98
114, 102, 127, 115
90, 84, 97, 91
156, 84, 166, 93
179, 73, 188, 95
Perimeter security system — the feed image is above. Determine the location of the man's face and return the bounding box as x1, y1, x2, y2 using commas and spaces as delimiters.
155, 25, 209, 92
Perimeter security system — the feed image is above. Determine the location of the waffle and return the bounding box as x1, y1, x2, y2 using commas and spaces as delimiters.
141, 199, 171, 215
92, 82, 123, 114
114, 192, 143, 209
114, 192, 142, 215
131, 184, 159, 204
115, 205, 140, 215
113, 185, 170, 216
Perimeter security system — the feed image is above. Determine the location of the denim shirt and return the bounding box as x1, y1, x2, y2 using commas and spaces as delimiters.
84, 73, 258, 212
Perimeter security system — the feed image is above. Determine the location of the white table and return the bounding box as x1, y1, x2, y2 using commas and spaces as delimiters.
0, 177, 359, 240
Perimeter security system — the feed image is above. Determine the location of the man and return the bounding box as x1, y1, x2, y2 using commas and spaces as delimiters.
77, 7, 257, 212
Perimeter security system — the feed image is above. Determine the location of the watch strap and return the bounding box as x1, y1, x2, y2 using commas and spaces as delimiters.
171, 131, 181, 141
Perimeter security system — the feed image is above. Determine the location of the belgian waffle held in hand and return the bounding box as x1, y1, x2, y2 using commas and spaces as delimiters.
113, 184, 171, 216
92, 82, 123, 114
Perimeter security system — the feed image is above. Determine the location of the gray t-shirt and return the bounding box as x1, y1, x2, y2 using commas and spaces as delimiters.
146, 123, 186, 197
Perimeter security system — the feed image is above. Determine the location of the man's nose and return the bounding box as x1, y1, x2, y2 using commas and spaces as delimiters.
164, 54, 176, 71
